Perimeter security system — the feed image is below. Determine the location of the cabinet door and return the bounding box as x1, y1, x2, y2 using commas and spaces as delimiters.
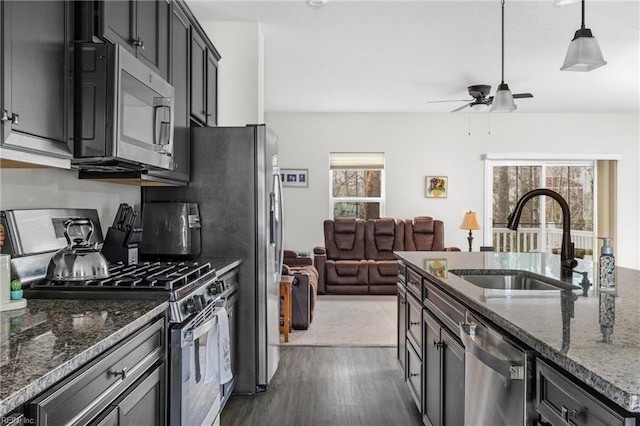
148, 1, 190, 183
116, 363, 165, 426
100, 0, 135, 53
1, 0, 72, 159
190, 29, 207, 124
205, 51, 218, 126
136, 0, 170, 79
397, 287, 407, 376
441, 327, 465, 426
423, 310, 441, 426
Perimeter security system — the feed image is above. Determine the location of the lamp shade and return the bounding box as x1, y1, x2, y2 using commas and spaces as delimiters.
460, 211, 481, 230
560, 29, 607, 71
489, 83, 517, 113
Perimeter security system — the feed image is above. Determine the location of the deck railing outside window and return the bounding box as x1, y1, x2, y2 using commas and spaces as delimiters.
492, 228, 594, 259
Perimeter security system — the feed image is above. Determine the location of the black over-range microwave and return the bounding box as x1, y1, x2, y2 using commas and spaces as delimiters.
72, 42, 175, 172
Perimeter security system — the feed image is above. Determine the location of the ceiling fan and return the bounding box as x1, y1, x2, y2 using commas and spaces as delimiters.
428, 0, 533, 113
427, 84, 533, 113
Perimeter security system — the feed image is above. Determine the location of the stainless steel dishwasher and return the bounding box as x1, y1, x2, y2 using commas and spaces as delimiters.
459, 311, 537, 426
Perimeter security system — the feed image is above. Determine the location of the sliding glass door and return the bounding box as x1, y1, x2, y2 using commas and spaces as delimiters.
488, 161, 595, 259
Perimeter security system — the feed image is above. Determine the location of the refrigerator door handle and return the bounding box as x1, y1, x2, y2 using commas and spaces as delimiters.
276, 170, 285, 282
269, 192, 276, 246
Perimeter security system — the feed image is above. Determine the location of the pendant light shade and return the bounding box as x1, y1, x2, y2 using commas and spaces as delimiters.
560, 0, 606, 71
490, 0, 517, 113
491, 83, 517, 112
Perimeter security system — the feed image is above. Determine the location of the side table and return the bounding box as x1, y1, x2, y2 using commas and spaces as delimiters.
279, 275, 294, 342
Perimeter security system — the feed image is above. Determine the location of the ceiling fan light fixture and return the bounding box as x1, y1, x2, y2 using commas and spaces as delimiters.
561, 0, 606, 72
470, 103, 489, 112
490, 83, 517, 113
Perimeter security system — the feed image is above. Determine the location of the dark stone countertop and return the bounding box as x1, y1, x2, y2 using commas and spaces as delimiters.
0, 298, 167, 416
395, 251, 640, 413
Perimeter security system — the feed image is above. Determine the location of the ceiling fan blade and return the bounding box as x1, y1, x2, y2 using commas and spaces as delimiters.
513, 93, 534, 99
451, 103, 471, 113
426, 99, 472, 104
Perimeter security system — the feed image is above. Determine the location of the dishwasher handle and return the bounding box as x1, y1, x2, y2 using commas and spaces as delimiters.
460, 321, 524, 383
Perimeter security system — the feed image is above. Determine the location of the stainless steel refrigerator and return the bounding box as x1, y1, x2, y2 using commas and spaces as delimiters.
143, 124, 284, 394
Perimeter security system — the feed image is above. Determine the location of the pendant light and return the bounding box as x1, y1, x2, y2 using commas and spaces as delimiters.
560, 0, 606, 71
490, 0, 517, 113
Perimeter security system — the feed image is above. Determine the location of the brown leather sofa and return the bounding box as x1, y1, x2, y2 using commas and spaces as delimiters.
314, 216, 446, 295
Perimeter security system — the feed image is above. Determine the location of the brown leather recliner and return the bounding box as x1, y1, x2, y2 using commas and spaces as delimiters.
366, 218, 404, 294
281, 250, 318, 330
316, 218, 368, 295
404, 216, 445, 251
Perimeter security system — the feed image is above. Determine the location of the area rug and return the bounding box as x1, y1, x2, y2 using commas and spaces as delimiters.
282, 295, 397, 347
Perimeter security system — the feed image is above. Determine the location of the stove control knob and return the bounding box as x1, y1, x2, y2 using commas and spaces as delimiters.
184, 297, 199, 315
208, 281, 221, 295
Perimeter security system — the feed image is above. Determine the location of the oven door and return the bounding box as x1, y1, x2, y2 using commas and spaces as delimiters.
170, 306, 221, 426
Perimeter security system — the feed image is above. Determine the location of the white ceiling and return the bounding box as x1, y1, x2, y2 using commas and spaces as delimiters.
187, 0, 640, 113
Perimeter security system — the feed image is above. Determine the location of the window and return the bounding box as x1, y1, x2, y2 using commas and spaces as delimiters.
329, 152, 385, 219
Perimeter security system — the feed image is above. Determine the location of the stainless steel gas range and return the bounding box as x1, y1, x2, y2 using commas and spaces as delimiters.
1, 208, 240, 425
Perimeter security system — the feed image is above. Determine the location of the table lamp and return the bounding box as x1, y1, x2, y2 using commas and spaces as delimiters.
460, 211, 481, 252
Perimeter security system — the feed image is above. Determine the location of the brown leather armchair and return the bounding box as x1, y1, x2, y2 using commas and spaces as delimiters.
282, 250, 318, 330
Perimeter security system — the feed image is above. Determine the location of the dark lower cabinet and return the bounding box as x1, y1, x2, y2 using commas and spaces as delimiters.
537, 359, 634, 426
27, 317, 166, 425
423, 308, 465, 426
1, 0, 73, 161
95, 363, 166, 426
397, 284, 407, 377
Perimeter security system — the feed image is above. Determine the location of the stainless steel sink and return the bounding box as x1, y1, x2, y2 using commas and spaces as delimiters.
450, 270, 580, 297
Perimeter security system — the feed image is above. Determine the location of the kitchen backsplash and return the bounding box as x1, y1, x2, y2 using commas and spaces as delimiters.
0, 168, 140, 235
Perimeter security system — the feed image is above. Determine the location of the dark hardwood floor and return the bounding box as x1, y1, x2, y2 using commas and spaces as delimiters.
221, 346, 422, 426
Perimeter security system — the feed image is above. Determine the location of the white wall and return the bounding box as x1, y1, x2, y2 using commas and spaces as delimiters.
266, 112, 640, 269
0, 168, 140, 236
200, 21, 264, 126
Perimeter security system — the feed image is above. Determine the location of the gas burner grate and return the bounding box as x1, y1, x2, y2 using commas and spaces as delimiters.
32, 261, 213, 292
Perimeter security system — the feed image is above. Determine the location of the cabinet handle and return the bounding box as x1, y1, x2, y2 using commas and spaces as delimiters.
1, 110, 19, 125
433, 340, 445, 349
110, 367, 129, 379
410, 321, 420, 326
133, 37, 145, 49
561, 406, 579, 423
410, 373, 419, 378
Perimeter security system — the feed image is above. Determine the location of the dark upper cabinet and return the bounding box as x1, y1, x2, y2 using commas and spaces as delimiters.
206, 51, 218, 127
1, 0, 73, 163
148, 1, 190, 183
190, 29, 207, 125
98, 0, 170, 80
190, 27, 219, 127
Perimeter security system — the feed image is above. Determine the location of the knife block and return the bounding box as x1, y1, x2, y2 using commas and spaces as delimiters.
101, 227, 141, 265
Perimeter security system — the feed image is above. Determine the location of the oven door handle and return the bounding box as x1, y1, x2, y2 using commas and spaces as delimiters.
182, 310, 219, 348
459, 321, 524, 383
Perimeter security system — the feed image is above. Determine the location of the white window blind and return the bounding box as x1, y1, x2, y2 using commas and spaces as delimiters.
330, 152, 385, 170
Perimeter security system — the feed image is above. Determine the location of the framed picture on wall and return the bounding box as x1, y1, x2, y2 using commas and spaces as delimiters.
425, 176, 448, 198
281, 169, 309, 187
